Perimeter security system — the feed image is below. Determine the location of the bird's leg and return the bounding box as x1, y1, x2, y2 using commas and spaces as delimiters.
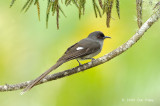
76, 59, 82, 66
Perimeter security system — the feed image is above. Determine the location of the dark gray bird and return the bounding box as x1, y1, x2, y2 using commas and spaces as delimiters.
21, 31, 111, 94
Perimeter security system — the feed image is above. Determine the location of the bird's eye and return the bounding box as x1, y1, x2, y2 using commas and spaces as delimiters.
97, 35, 101, 38
97, 33, 104, 39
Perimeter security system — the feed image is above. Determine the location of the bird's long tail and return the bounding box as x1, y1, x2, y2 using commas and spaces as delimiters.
21, 60, 65, 95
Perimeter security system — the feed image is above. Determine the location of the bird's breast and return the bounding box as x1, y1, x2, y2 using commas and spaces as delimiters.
79, 49, 101, 60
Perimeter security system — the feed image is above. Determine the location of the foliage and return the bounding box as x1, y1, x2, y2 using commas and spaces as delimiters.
10, 0, 120, 29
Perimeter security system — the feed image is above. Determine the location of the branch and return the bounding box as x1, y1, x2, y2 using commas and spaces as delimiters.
136, 0, 143, 28
0, 9, 160, 92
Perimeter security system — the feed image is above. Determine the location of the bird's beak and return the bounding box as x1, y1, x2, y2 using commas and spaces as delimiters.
104, 36, 111, 39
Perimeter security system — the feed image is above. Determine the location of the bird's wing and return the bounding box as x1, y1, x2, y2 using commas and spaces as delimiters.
57, 39, 101, 62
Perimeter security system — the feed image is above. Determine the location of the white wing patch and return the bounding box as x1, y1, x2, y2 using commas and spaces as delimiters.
76, 47, 84, 50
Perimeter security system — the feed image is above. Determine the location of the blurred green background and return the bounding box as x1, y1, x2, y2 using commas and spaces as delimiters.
0, 0, 160, 106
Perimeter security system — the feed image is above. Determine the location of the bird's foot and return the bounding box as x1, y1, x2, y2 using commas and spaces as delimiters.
91, 58, 96, 61
77, 59, 82, 66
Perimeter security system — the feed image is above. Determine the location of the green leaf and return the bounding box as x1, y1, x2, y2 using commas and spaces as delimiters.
10, 0, 16, 7
98, 0, 103, 9
116, 0, 120, 19
104, 0, 114, 27
25, 0, 34, 12
21, 0, 31, 12
10, 0, 120, 29
46, 0, 52, 28
36, 1, 40, 21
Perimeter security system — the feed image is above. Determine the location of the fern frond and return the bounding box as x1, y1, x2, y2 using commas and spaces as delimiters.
10, 0, 121, 29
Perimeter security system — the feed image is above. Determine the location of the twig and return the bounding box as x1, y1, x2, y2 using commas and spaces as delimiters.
136, 0, 143, 28
0, 8, 160, 92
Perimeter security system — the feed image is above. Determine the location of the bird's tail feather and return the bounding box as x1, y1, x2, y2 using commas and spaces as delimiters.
21, 61, 64, 94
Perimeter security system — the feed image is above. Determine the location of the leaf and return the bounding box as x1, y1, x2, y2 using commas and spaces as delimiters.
56, 4, 59, 29
95, 2, 102, 17
65, 0, 72, 6
59, 5, 66, 17
78, 0, 86, 19
52, 2, 56, 16
104, 0, 114, 27
10, 0, 120, 29
92, 0, 102, 18
71, 0, 79, 8
21, 0, 31, 12
34, 0, 38, 5
98, 0, 103, 8
25, 0, 34, 12
46, 0, 52, 28
36, 1, 40, 21
10, 0, 16, 8
93, 0, 98, 18
116, 0, 120, 19
82, 0, 86, 15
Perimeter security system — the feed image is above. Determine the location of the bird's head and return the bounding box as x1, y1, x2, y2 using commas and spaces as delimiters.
88, 31, 111, 41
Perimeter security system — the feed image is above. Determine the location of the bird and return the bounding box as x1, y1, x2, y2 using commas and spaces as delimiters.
21, 31, 111, 94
